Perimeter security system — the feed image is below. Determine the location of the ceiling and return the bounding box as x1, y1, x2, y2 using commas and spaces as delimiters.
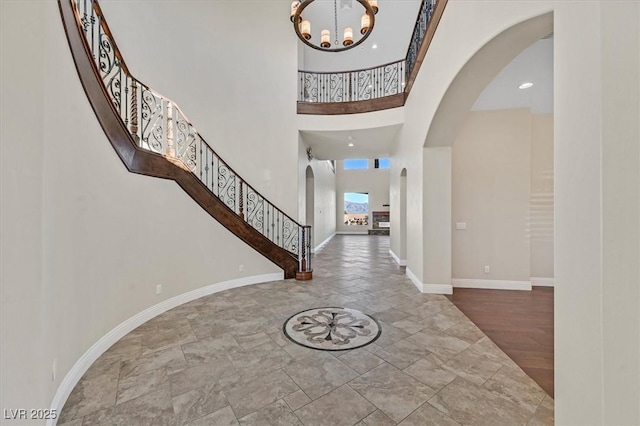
301, 124, 402, 160
302, 36, 554, 161
301, 0, 422, 72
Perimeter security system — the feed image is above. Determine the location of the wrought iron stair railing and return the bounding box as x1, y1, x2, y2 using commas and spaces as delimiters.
297, 0, 445, 113
62, 0, 312, 280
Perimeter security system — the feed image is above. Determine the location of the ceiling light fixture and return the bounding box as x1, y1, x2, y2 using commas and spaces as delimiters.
372, 44, 378, 49
291, 0, 378, 53
348, 143, 355, 147
518, 81, 534, 89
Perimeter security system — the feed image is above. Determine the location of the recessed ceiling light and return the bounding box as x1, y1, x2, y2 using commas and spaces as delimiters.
348, 143, 354, 147
372, 44, 378, 49
518, 81, 533, 89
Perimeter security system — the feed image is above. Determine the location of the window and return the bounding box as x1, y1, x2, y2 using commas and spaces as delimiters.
375, 158, 390, 169
344, 193, 369, 226
344, 159, 369, 170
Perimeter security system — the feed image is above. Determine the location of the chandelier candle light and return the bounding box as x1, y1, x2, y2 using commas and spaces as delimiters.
291, 0, 378, 52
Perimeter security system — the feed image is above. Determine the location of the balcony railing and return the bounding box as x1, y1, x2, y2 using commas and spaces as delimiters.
297, 0, 444, 113
70, 0, 312, 279
298, 60, 405, 103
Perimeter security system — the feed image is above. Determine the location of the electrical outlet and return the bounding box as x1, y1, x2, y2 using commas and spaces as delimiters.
484, 265, 490, 274
239, 264, 244, 272
52, 358, 57, 382
156, 284, 162, 295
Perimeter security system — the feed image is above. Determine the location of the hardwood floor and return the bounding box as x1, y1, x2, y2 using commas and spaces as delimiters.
447, 287, 554, 397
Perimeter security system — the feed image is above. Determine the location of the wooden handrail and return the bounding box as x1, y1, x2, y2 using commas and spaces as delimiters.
59, 0, 310, 279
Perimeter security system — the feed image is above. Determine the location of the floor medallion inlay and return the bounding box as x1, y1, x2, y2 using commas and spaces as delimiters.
283, 307, 381, 351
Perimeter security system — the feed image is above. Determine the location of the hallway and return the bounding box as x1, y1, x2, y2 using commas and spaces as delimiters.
59, 235, 553, 425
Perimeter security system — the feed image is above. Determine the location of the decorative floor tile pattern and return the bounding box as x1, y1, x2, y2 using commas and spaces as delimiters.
59, 235, 553, 425
283, 307, 381, 351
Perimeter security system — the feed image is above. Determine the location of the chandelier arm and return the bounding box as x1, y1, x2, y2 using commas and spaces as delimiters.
293, 0, 376, 53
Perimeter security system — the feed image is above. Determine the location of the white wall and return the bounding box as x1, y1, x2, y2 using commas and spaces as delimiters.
336, 160, 390, 233
99, 0, 300, 217
1, 1, 49, 417
452, 108, 532, 282
298, 140, 337, 250
389, 0, 639, 423
1, 1, 294, 422
530, 113, 554, 278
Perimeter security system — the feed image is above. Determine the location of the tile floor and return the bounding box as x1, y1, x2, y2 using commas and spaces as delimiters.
59, 235, 554, 425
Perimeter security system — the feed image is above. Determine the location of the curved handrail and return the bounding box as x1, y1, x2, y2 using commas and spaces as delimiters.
297, 0, 445, 110
68, 0, 312, 276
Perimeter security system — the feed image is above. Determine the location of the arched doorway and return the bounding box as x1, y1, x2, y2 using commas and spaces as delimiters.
305, 165, 314, 247
399, 168, 407, 264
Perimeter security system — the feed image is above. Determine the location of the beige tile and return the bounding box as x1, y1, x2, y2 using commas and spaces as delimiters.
172, 383, 228, 425
168, 357, 240, 397
338, 348, 386, 374
140, 324, 196, 356
391, 317, 426, 335
228, 341, 293, 381
406, 330, 470, 360
376, 339, 432, 370
120, 346, 187, 378
398, 403, 460, 426
234, 331, 272, 350
403, 354, 457, 391
58, 369, 119, 422
239, 400, 302, 426
284, 351, 359, 400
528, 395, 554, 426
82, 383, 175, 426
116, 368, 168, 405
284, 389, 312, 411
363, 409, 396, 426
374, 322, 412, 347
181, 334, 241, 365
428, 377, 532, 425
294, 385, 376, 426
349, 363, 436, 423
483, 365, 546, 414
444, 321, 486, 344
442, 349, 504, 386
185, 405, 239, 426
224, 369, 299, 418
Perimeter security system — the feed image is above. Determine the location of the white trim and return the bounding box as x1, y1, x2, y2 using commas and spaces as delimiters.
531, 277, 555, 287
336, 231, 369, 235
452, 278, 532, 291
389, 249, 407, 266
312, 233, 335, 253
48, 272, 283, 426
406, 267, 453, 295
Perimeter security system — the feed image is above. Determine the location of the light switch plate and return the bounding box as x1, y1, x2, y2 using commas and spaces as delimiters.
456, 222, 467, 230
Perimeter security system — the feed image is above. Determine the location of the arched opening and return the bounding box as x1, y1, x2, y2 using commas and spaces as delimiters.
305, 165, 315, 247
417, 11, 555, 396
399, 168, 407, 264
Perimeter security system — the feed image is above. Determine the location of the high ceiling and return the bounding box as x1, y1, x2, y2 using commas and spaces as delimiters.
300, 0, 422, 72
301, 124, 402, 160
301, 37, 554, 161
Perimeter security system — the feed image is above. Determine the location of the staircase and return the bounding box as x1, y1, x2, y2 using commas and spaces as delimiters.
58, 0, 312, 280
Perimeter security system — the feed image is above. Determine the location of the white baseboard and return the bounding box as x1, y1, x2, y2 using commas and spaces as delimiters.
531, 277, 554, 287
336, 231, 369, 235
389, 249, 407, 266
452, 278, 532, 291
48, 272, 283, 426
406, 267, 453, 295
312, 233, 335, 253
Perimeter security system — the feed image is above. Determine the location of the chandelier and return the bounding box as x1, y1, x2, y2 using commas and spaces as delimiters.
290, 0, 379, 52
